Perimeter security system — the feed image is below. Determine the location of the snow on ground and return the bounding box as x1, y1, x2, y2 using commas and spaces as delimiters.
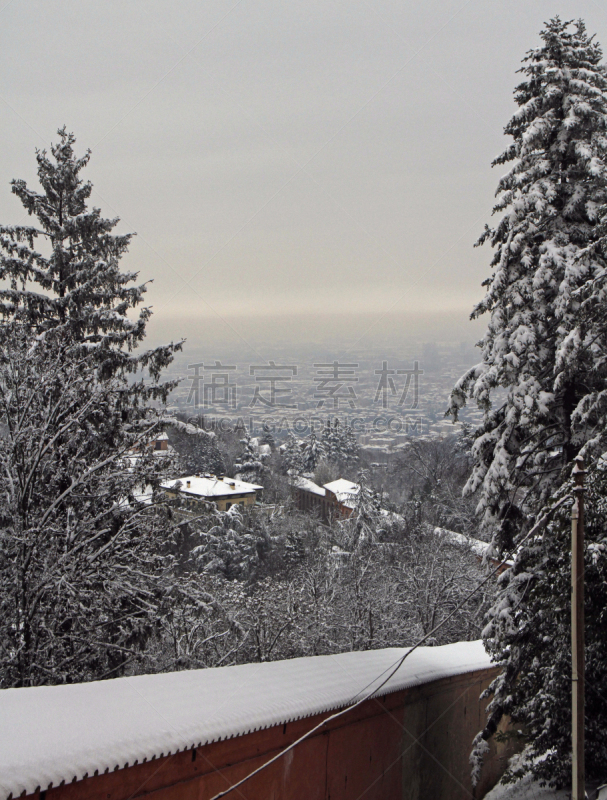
0, 641, 491, 798
483, 774, 570, 800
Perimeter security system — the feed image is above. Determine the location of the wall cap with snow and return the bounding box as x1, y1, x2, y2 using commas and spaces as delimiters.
0, 640, 492, 799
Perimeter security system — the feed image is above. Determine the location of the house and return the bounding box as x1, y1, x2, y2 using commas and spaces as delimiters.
161, 475, 263, 511
293, 477, 334, 518
293, 477, 359, 520
124, 432, 174, 469
152, 432, 170, 451
324, 479, 359, 513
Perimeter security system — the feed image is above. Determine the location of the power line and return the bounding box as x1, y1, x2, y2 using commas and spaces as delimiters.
208, 494, 571, 800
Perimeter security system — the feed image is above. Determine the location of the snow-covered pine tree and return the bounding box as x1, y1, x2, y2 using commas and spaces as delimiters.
320, 418, 359, 470
259, 423, 275, 450
320, 419, 338, 462
234, 432, 264, 483
301, 430, 326, 474
342, 423, 360, 469
448, 18, 607, 547
345, 470, 384, 550
447, 19, 607, 786
0, 128, 179, 382
0, 130, 191, 686
0, 326, 180, 686
168, 421, 225, 477
281, 432, 304, 475
192, 504, 279, 581
0, 128, 180, 472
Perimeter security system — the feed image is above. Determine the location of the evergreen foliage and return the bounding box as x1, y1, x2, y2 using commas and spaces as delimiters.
0, 128, 178, 381
0, 130, 186, 686
472, 465, 607, 786
168, 423, 225, 477
234, 432, 264, 483
0, 327, 177, 686
449, 19, 607, 544
320, 418, 359, 469
301, 431, 326, 474
448, 20, 607, 786
344, 470, 384, 549
281, 433, 304, 475
281, 423, 359, 478
193, 505, 277, 581
259, 423, 276, 450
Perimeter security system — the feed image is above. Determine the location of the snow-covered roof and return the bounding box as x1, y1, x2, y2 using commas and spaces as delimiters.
0, 641, 491, 799
293, 476, 326, 496
323, 478, 359, 508
166, 420, 216, 438
155, 432, 169, 441
161, 475, 263, 498
323, 478, 359, 495
434, 527, 490, 558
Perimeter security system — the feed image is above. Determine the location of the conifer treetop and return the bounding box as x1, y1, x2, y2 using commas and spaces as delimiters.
449, 18, 607, 538
475, 16, 607, 321
0, 128, 177, 382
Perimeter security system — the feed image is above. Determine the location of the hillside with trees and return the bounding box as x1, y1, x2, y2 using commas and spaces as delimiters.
0, 132, 493, 690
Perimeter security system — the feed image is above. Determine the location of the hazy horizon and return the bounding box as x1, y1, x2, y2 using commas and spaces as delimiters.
145, 309, 487, 357
2, 1, 606, 352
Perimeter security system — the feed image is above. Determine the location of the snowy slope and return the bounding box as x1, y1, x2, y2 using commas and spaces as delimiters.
0, 641, 492, 798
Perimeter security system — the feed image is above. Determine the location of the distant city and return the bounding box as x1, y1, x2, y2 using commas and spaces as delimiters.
162, 337, 485, 453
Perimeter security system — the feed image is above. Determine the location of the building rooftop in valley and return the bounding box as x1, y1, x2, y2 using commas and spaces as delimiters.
293, 476, 326, 496
0, 641, 491, 799
294, 477, 362, 509
161, 475, 263, 498
324, 478, 360, 508
324, 478, 359, 495
293, 477, 362, 517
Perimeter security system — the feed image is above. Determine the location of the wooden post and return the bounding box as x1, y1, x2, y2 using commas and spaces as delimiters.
571, 456, 586, 800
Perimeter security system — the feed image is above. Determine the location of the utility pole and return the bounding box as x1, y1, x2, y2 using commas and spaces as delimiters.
571, 456, 586, 800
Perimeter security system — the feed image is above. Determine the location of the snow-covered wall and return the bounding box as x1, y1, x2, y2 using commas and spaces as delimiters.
0, 641, 497, 800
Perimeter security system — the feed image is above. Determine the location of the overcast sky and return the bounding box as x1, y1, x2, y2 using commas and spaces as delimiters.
1, 0, 606, 348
